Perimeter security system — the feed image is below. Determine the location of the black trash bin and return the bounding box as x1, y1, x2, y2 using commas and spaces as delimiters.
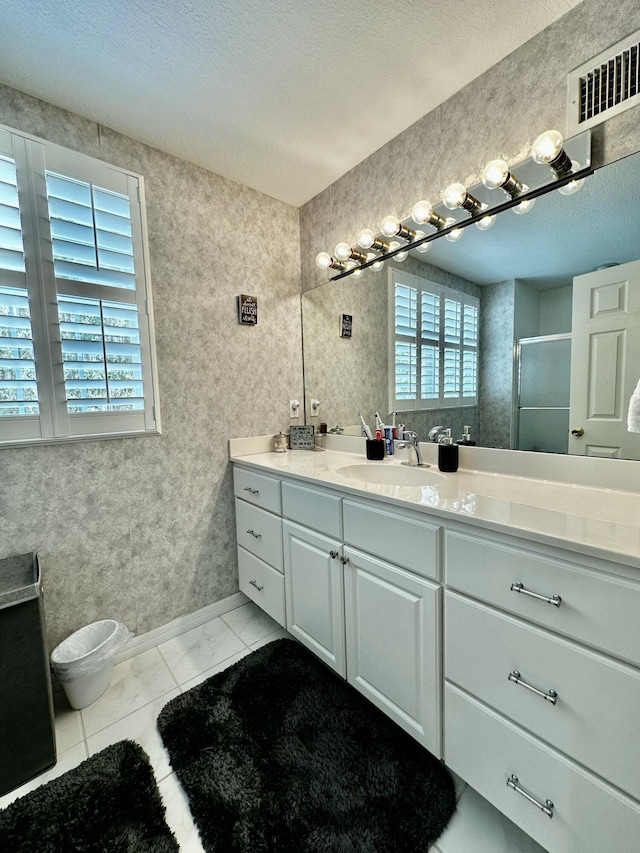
0, 552, 56, 796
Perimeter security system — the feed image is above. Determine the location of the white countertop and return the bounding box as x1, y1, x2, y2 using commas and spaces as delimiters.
230, 444, 640, 569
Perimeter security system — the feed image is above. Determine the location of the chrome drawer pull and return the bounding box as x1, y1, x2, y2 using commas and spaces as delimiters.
508, 670, 558, 705
243, 486, 260, 495
329, 550, 339, 559
246, 529, 262, 539
511, 581, 561, 607
340, 556, 350, 565
507, 775, 554, 818
249, 578, 264, 592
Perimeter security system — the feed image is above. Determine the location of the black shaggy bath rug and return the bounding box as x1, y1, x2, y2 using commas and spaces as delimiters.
0, 739, 178, 852
157, 638, 456, 852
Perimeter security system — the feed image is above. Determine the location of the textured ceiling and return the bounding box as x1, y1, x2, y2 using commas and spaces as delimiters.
0, 0, 583, 206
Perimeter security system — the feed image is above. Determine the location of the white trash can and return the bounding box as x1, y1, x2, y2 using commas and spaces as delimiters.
50, 620, 133, 709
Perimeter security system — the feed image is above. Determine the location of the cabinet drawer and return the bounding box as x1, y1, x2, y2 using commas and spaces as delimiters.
238, 547, 286, 627
235, 500, 283, 571
343, 500, 439, 580
282, 481, 342, 539
445, 592, 640, 800
444, 684, 640, 853
445, 530, 640, 666
234, 467, 281, 514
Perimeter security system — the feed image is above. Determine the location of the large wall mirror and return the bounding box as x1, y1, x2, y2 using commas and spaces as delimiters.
301, 151, 640, 460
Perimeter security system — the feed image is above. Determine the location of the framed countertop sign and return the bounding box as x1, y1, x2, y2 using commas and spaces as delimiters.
289, 425, 314, 449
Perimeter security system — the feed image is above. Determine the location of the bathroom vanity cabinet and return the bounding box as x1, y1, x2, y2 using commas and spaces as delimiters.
232, 451, 640, 853
235, 471, 442, 754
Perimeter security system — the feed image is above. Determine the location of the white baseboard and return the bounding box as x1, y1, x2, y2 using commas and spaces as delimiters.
114, 591, 250, 664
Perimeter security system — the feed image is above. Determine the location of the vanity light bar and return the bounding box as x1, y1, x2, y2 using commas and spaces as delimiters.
321, 129, 592, 281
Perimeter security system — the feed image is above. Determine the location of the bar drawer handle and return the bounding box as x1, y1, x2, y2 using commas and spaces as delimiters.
243, 486, 260, 495
511, 581, 561, 607
249, 578, 264, 592
246, 529, 262, 539
508, 670, 558, 705
507, 774, 554, 818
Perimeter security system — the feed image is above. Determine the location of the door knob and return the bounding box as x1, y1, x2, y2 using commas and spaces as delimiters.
570, 427, 584, 437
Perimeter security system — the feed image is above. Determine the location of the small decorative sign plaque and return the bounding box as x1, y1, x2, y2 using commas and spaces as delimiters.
289, 425, 315, 450
340, 313, 352, 338
238, 294, 258, 325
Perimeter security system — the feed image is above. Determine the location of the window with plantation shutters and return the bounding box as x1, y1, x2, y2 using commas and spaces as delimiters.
0, 124, 160, 446
389, 268, 478, 412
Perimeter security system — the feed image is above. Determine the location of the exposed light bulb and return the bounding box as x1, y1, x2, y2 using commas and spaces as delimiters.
357, 229, 390, 253
357, 229, 375, 249
443, 182, 468, 210
389, 240, 407, 262
366, 253, 383, 272
514, 190, 536, 215
531, 130, 564, 164
345, 261, 362, 278
444, 217, 463, 243
381, 215, 401, 238
557, 161, 585, 195
411, 200, 433, 224
413, 230, 431, 253
475, 204, 496, 231
334, 242, 367, 263
481, 159, 510, 190
334, 242, 353, 261
531, 130, 574, 178
316, 252, 333, 270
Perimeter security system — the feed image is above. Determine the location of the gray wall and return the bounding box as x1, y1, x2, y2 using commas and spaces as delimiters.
0, 85, 303, 647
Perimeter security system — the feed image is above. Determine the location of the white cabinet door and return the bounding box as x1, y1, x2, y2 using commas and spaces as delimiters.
283, 520, 346, 677
343, 546, 442, 756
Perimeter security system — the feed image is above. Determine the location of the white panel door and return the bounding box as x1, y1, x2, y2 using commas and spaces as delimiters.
283, 520, 345, 676
343, 546, 442, 756
569, 260, 640, 457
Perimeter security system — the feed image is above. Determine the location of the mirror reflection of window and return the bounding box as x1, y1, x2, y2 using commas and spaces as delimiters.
389, 268, 478, 414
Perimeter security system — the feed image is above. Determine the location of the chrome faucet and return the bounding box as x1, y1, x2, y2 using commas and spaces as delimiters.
428, 425, 445, 442
398, 431, 427, 467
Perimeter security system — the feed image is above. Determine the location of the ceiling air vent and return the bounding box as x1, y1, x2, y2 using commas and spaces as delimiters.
568, 30, 640, 135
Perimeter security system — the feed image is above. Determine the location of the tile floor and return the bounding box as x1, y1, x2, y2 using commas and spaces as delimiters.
0, 601, 546, 853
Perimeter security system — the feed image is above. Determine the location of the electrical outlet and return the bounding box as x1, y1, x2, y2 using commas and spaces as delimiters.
310, 399, 320, 417
289, 399, 300, 419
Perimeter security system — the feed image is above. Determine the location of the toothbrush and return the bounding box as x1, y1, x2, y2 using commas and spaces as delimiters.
359, 412, 373, 440
374, 411, 384, 431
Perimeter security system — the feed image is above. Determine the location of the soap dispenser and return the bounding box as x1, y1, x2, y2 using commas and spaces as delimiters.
456, 425, 476, 446
438, 429, 459, 472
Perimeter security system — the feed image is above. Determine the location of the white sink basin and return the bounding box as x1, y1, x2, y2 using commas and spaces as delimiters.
337, 463, 446, 487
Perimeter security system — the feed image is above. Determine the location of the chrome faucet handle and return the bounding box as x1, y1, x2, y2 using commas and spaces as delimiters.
403, 430, 418, 444
428, 425, 445, 442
